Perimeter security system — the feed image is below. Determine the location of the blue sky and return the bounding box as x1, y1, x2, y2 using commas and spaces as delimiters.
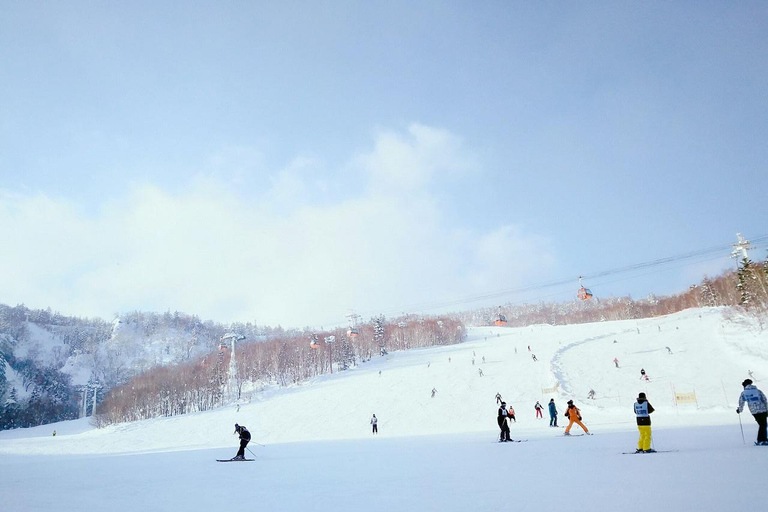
1, 2, 767, 327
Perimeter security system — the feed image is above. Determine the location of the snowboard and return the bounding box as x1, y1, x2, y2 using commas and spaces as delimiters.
217, 458, 255, 462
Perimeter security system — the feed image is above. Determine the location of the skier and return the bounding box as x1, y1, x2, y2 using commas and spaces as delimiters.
634, 392, 655, 453
640, 368, 649, 381
496, 392, 503, 404
613, 357, 619, 368
665, 346, 673, 354
588, 389, 596, 400
737, 379, 768, 446
233, 423, 251, 460
531, 353, 538, 362
534, 401, 543, 419
431, 387, 437, 398
370, 414, 378, 434
482, 356, 486, 364
548, 399, 558, 427
508, 404, 516, 422
478, 368, 484, 377
564, 400, 591, 435
497, 402, 511, 442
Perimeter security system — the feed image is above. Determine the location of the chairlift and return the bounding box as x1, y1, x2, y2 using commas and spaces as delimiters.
577, 276, 593, 300
494, 306, 508, 326
347, 327, 358, 338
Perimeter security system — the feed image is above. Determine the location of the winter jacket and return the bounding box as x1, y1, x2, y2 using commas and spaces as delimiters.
565, 405, 581, 420
236, 425, 251, 442
548, 402, 557, 415
634, 399, 655, 426
370, 416, 377, 425
738, 385, 768, 414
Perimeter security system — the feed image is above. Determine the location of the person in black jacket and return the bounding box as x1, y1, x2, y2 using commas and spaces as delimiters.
233, 423, 251, 460
497, 402, 511, 442
634, 393, 655, 453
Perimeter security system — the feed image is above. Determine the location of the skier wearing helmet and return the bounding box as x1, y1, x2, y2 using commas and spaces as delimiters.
564, 400, 591, 435
233, 423, 251, 460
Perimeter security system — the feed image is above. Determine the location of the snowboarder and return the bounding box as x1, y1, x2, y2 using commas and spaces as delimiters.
588, 389, 596, 400
634, 392, 655, 453
534, 401, 543, 419
613, 358, 619, 368
737, 379, 768, 446
548, 399, 558, 427
370, 414, 378, 434
233, 423, 251, 460
564, 400, 590, 435
508, 405, 516, 422
496, 392, 503, 404
498, 402, 511, 442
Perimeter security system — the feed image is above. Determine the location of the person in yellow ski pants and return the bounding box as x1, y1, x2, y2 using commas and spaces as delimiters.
634, 392, 655, 452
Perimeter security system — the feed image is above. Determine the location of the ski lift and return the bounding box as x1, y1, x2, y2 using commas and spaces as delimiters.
577, 276, 593, 300
309, 334, 320, 349
494, 306, 508, 326
347, 327, 358, 338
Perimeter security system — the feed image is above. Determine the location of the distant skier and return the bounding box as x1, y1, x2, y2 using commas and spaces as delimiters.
665, 346, 673, 354
478, 368, 484, 377
233, 423, 251, 460
498, 402, 511, 442
534, 401, 544, 419
527, 345, 531, 352
737, 379, 768, 446
52, 430, 56, 437
431, 387, 437, 398
564, 400, 590, 435
496, 392, 503, 404
531, 354, 538, 362
548, 399, 558, 427
634, 392, 655, 453
508, 405, 516, 422
588, 389, 596, 400
370, 414, 378, 434
482, 356, 486, 364
613, 358, 619, 368
472, 358, 475, 365
640, 368, 649, 381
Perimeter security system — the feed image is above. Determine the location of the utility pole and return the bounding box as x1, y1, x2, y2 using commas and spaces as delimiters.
221, 333, 246, 399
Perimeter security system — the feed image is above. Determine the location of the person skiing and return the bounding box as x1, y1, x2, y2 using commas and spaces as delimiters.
531, 353, 538, 362
737, 379, 768, 446
370, 414, 378, 434
588, 389, 596, 400
640, 368, 649, 381
431, 387, 437, 398
233, 423, 251, 460
508, 404, 516, 423
613, 357, 619, 368
498, 401, 511, 442
548, 399, 558, 427
534, 401, 543, 419
634, 392, 655, 453
564, 400, 590, 435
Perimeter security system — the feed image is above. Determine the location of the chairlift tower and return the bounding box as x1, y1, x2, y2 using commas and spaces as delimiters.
221, 332, 245, 399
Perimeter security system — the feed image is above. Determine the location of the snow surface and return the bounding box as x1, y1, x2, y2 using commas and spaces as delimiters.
1, 307, 766, 512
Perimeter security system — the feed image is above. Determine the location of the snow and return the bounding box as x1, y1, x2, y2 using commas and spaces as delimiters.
1, 307, 767, 512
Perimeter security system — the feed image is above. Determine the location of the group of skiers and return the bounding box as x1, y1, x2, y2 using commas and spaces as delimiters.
226, 379, 768, 460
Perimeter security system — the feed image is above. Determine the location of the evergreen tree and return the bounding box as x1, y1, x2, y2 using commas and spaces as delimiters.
700, 276, 719, 307
736, 257, 756, 308
373, 315, 386, 352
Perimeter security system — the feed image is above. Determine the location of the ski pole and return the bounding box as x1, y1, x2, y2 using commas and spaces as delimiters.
738, 412, 745, 444
246, 446, 258, 458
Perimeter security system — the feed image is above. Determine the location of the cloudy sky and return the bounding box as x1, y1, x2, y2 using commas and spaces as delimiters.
1, 2, 767, 328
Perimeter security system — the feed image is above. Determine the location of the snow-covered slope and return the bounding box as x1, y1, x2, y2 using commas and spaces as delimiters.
1, 307, 766, 512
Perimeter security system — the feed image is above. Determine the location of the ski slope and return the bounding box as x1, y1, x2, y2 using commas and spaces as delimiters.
1, 307, 767, 512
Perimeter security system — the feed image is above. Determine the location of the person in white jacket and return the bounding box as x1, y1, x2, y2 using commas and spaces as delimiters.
737, 379, 768, 445
370, 414, 378, 434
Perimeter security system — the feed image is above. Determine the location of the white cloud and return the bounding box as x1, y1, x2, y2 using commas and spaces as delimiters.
0, 125, 554, 327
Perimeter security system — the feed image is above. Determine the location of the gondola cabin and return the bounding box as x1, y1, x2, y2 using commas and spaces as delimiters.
347, 328, 358, 338
577, 287, 593, 300
494, 314, 508, 326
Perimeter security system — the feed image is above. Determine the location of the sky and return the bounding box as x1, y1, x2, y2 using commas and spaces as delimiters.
1, 2, 767, 327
